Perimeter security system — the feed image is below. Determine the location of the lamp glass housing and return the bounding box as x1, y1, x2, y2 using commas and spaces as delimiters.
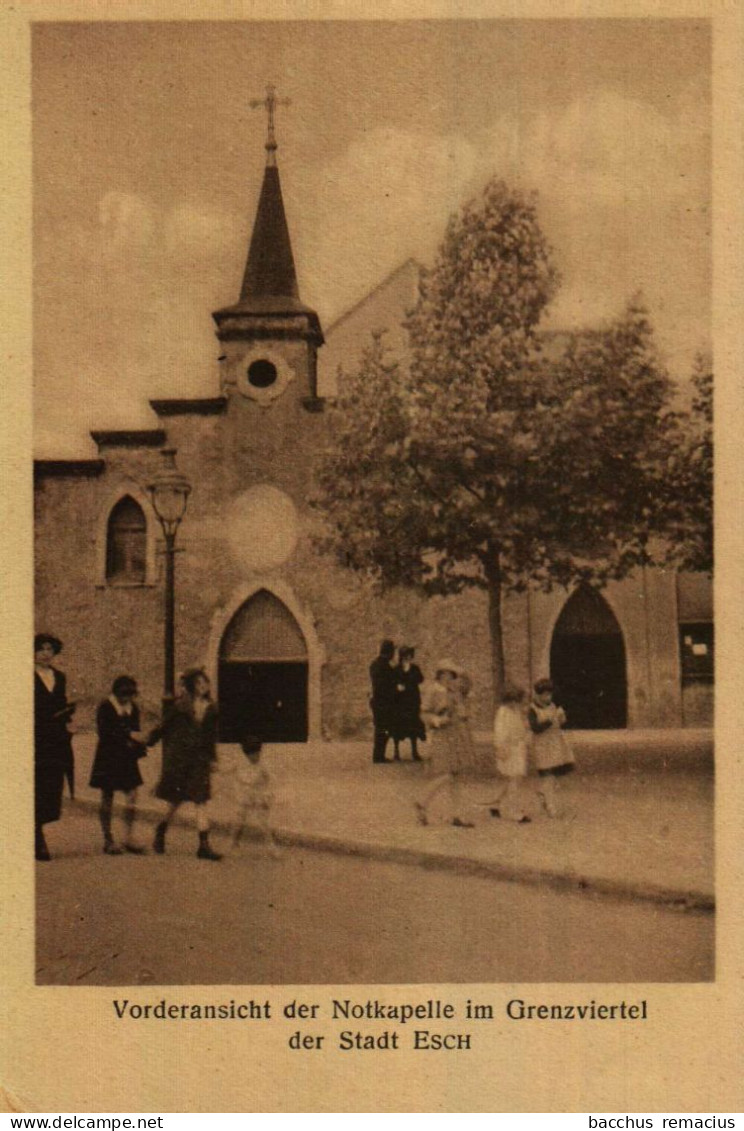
148, 449, 192, 536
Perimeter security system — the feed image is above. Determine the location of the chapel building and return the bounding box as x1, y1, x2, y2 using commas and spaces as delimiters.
33, 117, 713, 739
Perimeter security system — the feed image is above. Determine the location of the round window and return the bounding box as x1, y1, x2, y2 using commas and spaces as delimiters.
247, 359, 278, 389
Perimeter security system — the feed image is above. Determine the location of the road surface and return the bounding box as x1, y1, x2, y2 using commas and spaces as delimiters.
36, 810, 713, 984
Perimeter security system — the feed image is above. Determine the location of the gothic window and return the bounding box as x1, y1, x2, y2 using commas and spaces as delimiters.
106, 496, 147, 584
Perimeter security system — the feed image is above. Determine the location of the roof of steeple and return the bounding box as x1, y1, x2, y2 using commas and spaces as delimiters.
238, 163, 303, 309
214, 85, 320, 327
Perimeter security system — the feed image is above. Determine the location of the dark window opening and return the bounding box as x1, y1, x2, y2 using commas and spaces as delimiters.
679, 622, 714, 684
106, 496, 146, 584
247, 359, 278, 388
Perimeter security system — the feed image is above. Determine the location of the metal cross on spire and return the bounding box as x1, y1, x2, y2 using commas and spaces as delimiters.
249, 84, 291, 166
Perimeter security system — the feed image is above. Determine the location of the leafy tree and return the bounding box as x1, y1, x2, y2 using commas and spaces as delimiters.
661, 352, 713, 573
314, 179, 676, 699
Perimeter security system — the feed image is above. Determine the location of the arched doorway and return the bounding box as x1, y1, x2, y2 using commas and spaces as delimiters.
218, 589, 309, 742
550, 586, 627, 729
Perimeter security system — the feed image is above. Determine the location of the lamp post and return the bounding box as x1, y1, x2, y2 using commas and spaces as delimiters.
148, 448, 192, 709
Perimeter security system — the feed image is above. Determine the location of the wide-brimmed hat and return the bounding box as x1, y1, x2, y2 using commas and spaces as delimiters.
436, 658, 461, 677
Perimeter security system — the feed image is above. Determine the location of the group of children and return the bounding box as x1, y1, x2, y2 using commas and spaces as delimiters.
489, 677, 575, 822
413, 666, 575, 828
90, 674, 276, 857
90, 670, 571, 855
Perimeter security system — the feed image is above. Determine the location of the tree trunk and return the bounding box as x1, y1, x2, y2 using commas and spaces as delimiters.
483, 544, 506, 709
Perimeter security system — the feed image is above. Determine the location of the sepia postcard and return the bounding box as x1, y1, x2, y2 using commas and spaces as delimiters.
1, 0, 742, 1115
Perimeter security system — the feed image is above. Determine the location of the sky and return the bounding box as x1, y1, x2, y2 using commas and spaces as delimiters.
32, 19, 711, 456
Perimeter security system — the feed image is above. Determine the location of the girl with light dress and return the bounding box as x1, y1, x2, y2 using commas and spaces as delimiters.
414, 661, 475, 828
487, 684, 531, 824
227, 737, 279, 856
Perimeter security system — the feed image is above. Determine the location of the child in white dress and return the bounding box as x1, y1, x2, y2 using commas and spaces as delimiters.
488, 684, 531, 824
229, 737, 278, 854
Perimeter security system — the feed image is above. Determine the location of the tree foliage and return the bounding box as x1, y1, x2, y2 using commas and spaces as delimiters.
661, 353, 713, 573
313, 178, 679, 695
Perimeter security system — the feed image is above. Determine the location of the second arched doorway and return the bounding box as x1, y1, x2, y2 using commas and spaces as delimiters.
550, 585, 627, 729
218, 588, 309, 742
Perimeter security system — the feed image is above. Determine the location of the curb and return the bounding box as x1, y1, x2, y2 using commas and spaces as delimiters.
70, 797, 715, 915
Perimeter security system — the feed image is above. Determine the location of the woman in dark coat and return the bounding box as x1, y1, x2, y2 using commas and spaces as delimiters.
90, 675, 150, 855
391, 646, 425, 761
369, 639, 397, 763
151, 668, 222, 861
34, 633, 76, 860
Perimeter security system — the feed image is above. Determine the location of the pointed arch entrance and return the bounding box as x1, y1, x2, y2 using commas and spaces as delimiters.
218, 588, 309, 742
550, 586, 627, 729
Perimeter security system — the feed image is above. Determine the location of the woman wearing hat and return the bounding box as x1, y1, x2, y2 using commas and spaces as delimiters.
90, 675, 151, 854
34, 633, 76, 860
414, 659, 475, 828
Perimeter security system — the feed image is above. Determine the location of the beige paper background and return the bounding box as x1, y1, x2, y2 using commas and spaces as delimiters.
1, 0, 742, 1114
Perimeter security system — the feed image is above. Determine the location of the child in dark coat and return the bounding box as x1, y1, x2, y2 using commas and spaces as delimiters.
89, 675, 150, 854
151, 668, 222, 861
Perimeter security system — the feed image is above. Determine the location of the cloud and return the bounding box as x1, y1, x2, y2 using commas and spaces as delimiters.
34, 193, 241, 454
283, 90, 708, 335
163, 202, 243, 262
483, 89, 709, 208
476, 90, 711, 345
98, 191, 157, 261
288, 126, 481, 320
93, 192, 242, 274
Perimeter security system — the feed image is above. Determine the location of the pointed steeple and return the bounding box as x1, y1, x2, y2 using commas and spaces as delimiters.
213, 85, 322, 339
240, 163, 300, 303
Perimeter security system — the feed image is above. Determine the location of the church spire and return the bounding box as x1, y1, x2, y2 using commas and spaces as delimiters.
212, 86, 323, 353
239, 85, 299, 303
239, 165, 299, 302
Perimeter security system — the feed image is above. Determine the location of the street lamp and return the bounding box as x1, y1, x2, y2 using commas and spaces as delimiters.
148, 448, 192, 709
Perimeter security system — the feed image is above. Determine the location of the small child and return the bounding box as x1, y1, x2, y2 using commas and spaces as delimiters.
528, 678, 575, 818
230, 737, 279, 855
488, 684, 531, 824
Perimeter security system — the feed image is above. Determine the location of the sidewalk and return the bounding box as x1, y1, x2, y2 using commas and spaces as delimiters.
67, 730, 715, 910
